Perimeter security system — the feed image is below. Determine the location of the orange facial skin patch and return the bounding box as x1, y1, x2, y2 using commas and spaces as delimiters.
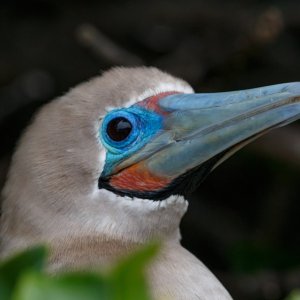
107, 92, 181, 194
110, 162, 172, 193
137, 91, 180, 115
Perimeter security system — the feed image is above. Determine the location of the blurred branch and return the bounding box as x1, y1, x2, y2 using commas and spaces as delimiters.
250, 7, 284, 46
76, 23, 144, 66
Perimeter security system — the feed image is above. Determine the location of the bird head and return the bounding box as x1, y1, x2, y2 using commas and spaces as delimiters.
1, 67, 299, 249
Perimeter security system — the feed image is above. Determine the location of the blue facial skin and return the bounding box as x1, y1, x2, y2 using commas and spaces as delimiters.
100, 105, 163, 177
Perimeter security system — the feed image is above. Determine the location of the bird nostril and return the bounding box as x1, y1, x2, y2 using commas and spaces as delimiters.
107, 117, 132, 142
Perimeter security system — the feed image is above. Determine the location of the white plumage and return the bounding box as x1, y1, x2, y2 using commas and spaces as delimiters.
5, 66, 299, 299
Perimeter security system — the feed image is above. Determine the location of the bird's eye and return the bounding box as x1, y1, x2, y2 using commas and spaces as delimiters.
107, 117, 132, 142
101, 110, 140, 151
100, 106, 162, 164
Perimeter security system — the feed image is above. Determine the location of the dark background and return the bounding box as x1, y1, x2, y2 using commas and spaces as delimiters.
0, 0, 299, 299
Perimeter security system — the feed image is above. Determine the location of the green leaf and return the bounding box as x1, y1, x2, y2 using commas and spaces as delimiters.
0, 246, 46, 300
13, 272, 110, 300
1, 243, 159, 300
285, 290, 300, 300
108, 242, 159, 300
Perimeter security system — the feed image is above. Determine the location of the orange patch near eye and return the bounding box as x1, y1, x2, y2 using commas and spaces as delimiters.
137, 91, 180, 115
110, 162, 171, 192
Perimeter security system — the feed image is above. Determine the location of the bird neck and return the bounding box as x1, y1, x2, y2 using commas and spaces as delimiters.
0, 188, 188, 257
72, 190, 188, 244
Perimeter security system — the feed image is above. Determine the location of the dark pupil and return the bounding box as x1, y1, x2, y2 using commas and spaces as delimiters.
107, 117, 132, 142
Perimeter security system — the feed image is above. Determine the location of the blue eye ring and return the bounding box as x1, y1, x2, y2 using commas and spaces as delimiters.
101, 110, 139, 152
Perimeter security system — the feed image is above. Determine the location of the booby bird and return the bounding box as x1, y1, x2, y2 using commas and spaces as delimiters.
0, 67, 299, 299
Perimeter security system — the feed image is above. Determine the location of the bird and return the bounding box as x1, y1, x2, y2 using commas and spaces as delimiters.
0, 67, 299, 300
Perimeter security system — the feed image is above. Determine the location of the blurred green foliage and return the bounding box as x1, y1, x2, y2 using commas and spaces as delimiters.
0, 244, 158, 300
285, 290, 300, 300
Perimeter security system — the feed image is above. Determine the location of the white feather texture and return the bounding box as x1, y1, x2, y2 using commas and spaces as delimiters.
0, 67, 232, 300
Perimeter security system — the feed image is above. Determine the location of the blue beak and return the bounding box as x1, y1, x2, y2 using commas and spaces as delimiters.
117, 82, 300, 183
